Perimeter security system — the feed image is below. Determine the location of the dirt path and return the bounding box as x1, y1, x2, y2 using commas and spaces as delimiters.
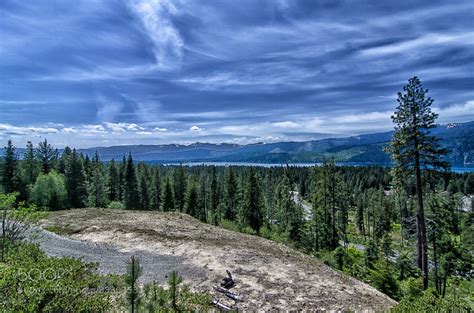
31, 227, 206, 283
39, 208, 397, 311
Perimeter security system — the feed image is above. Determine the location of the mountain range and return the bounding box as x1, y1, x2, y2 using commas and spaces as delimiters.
75, 121, 474, 166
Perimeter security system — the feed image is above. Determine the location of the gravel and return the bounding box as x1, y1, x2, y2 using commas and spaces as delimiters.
30, 227, 206, 284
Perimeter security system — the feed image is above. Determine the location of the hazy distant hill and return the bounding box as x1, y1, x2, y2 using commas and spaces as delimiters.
74, 121, 474, 165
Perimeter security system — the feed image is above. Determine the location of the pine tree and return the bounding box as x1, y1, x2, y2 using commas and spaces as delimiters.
65, 149, 87, 208
184, 177, 199, 217
288, 202, 304, 243
197, 177, 208, 222
2, 140, 17, 194
161, 177, 175, 212
275, 168, 293, 234
137, 162, 151, 210
87, 153, 107, 208
36, 139, 58, 174
312, 159, 344, 250
387, 76, 449, 289
209, 167, 219, 225
58, 146, 72, 174
118, 155, 126, 201
124, 153, 139, 210
21, 141, 39, 186
151, 167, 161, 210
356, 192, 365, 236
126, 255, 142, 313
173, 165, 186, 212
223, 167, 238, 221
167, 271, 183, 311
107, 159, 119, 202
239, 169, 263, 235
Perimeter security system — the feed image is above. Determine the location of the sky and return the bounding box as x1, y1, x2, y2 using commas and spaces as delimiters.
0, 0, 473, 148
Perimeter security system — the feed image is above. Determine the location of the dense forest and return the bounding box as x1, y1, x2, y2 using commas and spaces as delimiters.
1, 77, 474, 311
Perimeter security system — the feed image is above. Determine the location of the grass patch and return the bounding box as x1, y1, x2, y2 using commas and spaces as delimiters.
45, 225, 75, 236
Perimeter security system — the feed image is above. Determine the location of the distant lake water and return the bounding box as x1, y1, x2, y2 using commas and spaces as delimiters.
164, 162, 474, 173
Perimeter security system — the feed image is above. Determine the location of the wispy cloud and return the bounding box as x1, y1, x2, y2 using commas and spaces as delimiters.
126, 0, 183, 70
360, 32, 474, 57
1, 0, 473, 146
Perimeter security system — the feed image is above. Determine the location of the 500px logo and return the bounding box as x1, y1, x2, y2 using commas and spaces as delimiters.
16, 267, 74, 282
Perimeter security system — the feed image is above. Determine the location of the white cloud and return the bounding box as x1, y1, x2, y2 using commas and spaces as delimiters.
360, 32, 474, 57
153, 127, 168, 132
96, 95, 124, 122
0, 124, 60, 137
189, 125, 203, 132
127, 0, 183, 70
435, 100, 474, 123
136, 131, 153, 135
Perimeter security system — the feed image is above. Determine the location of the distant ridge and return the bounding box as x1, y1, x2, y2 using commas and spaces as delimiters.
2, 121, 473, 166
75, 121, 474, 166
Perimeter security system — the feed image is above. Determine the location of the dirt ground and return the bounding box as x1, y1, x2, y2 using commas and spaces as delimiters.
40, 208, 397, 311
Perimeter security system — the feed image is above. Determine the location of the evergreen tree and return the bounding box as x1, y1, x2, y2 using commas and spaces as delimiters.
464, 174, 474, 194
124, 153, 139, 210
223, 167, 238, 221
288, 202, 304, 243
356, 193, 366, 236
167, 271, 183, 311
312, 159, 344, 250
118, 155, 126, 201
107, 159, 119, 202
36, 139, 58, 174
2, 140, 17, 194
126, 255, 142, 313
151, 167, 161, 210
275, 168, 293, 234
173, 165, 186, 212
87, 153, 107, 208
239, 169, 263, 235
161, 178, 175, 212
138, 162, 151, 210
20, 141, 40, 186
197, 177, 208, 222
57, 146, 72, 174
184, 177, 199, 217
387, 76, 449, 289
65, 149, 87, 208
209, 167, 220, 225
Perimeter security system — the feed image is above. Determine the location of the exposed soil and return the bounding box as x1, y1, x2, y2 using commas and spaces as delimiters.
39, 208, 397, 311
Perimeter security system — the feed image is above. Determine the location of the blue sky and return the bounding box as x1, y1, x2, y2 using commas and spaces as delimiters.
1, 0, 473, 148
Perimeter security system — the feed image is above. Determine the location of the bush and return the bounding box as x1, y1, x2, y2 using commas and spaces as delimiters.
369, 259, 400, 300
30, 171, 67, 210
1, 242, 121, 312
1, 193, 47, 261
107, 201, 124, 209
393, 288, 472, 312
399, 277, 423, 301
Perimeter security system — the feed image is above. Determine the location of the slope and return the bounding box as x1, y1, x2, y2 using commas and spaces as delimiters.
39, 208, 397, 311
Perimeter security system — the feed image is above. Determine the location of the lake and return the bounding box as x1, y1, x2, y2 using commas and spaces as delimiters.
163, 162, 474, 173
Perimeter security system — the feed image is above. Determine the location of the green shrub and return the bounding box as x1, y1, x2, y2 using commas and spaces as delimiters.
1, 242, 121, 312
107, 201, 124, 209
393, 288, 472, 312
369, 259, 400, 300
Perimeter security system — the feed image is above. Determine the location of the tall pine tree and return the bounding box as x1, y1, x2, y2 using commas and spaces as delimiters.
387, 76, 449, 289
